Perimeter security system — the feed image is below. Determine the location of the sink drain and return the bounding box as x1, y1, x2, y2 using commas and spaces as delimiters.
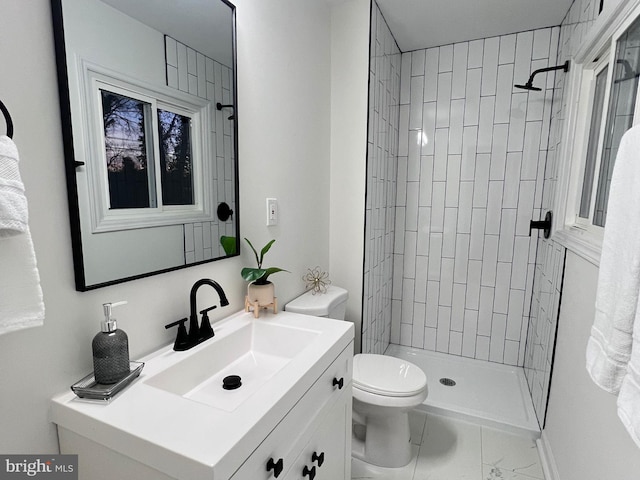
439, 377, 456, 387
223, 375, 242, 390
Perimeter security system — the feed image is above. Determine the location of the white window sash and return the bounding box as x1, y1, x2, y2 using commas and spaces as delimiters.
554, 0, 640, 266
79, 60, 213, 233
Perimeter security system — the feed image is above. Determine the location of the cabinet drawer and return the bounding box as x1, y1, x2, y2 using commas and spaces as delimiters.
283, 396, 350, 480
230, 342, 352, 480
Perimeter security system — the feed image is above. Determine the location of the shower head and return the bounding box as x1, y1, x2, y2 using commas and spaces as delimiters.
514, 60, 570, 92
216, 102, 235, 121
514, 82, 542, 91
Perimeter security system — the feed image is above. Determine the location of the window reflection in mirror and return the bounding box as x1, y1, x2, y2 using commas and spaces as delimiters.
51, 0, 239, 291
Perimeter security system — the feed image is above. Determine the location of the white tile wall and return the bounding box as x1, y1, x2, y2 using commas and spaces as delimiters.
362, 4, 401, 355
523, 0, 600, 427
391, 26, 560, 367
165, 36, 236, 262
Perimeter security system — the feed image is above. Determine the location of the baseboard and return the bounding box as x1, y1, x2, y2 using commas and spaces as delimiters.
537, 430, 561, 480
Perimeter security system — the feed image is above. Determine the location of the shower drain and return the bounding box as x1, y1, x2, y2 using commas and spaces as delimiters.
439, 377, 456, 387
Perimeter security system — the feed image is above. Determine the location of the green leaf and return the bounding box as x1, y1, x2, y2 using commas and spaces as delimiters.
241, 267, 267, 283
259, 239, 276, 266
263, 267, 288, 276
220, 236, 237, 255
244, 238, 261, 267
261, 267, 289, 284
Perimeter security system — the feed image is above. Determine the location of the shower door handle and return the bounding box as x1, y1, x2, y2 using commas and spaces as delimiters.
529, 211, 552, 239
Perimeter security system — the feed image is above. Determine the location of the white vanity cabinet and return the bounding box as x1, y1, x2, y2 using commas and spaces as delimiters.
230, 343, 352, 480
281, 397, 350, 480
51, 311, 354, 480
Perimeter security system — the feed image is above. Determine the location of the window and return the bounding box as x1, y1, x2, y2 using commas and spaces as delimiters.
556, 4, 640, 264
102, 90, 156, 209
579, 16, 640, 229
81, 64, 213, 233
578, 62, 608, 220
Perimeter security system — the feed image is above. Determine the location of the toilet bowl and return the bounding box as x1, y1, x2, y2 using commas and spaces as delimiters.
285, 286, 428, 468
351, 353, 427, 467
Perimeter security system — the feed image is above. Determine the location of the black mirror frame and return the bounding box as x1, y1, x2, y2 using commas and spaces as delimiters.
50, 0, 240, 291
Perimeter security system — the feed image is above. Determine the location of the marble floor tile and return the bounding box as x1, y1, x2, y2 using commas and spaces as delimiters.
481, 427, 544, 479
482, 464, 543, 480
351, 445, 419, 480
413, 413, 483, 479
351, 412, 545, 480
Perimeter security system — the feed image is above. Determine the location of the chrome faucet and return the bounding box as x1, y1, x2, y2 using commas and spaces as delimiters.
165, 278, 229, 351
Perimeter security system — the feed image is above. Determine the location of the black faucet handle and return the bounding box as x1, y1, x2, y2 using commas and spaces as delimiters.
199, 305, 216, 341
165, 318, 190, 351
199, 305, 217, 315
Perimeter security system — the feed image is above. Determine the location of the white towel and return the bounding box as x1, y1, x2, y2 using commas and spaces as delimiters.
586, 124, 640, 448
0, 135, 44, 334
0, 135, 28, 237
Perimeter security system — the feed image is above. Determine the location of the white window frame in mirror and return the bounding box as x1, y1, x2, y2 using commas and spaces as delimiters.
554, 0, 640, 266
81, 61, 214, 233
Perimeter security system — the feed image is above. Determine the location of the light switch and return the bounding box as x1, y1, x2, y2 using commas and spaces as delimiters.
266, 198, 278, 226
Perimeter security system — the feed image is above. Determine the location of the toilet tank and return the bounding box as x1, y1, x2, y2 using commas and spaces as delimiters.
284, 286, 349, 320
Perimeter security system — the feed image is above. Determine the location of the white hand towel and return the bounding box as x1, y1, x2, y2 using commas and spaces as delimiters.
0, 135, 44, 334
0, 135, 28, 237
586, 123, 640, 448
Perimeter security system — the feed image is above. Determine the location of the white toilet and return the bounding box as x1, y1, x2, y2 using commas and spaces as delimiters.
285, 286, 428, 468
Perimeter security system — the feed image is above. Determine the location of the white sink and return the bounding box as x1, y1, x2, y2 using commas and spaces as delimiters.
51, 310, 353, 480
145, 321, 320, 411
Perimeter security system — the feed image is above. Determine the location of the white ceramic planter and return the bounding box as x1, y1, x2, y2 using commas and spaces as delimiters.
247, 282, 275, 306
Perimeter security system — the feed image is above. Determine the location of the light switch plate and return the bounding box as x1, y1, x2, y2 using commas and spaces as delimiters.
266, 198, 278, 226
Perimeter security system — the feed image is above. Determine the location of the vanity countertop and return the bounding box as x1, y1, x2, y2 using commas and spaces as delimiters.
50, 310, 354, 480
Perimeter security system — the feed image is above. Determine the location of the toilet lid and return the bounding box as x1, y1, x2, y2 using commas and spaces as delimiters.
353, 354, 427, 397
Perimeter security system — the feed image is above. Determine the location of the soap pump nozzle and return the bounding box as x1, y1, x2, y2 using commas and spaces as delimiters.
102, 301, 127, 333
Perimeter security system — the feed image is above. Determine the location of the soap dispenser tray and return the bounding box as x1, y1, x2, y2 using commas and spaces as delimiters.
71, 361, 144, 401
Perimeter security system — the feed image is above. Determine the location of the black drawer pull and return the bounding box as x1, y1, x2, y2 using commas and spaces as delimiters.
332, 377, 344, 389
266, 457, 284, 478
302, 465, 316, 480
312, 451, 325, 467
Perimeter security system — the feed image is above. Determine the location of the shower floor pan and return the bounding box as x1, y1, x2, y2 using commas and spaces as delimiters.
385, 344, 540, 437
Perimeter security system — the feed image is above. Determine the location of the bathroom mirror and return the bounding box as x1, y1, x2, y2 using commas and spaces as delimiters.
51, 0, 239, 291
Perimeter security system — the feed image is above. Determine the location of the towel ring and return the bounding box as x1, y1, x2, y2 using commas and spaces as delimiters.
0, 99, 14, 138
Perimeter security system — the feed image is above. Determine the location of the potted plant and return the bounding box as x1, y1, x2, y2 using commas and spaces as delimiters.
242, 238, 288, 310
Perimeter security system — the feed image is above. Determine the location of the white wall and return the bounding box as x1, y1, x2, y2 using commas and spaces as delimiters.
329, 0, 370, 353
543, 251, 640, 478
0, 0, 332, 453
234, 0, 332, 303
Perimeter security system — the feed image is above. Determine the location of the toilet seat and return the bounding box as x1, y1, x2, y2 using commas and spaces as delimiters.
353, 354, 427, 397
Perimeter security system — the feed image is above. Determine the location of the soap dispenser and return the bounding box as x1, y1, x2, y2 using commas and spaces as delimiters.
92, 301, 130, 384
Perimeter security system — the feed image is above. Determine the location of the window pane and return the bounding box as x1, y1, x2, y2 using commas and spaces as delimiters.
157, 109, 194, 206
593, 18, 640, 226
579, 65, 608, 218
101, 90, 155, 209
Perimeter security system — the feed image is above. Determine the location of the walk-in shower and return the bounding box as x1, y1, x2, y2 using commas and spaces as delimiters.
362, 0, 572, 435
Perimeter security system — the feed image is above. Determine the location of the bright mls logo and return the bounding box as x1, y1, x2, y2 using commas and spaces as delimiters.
0, 455, 77, 479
